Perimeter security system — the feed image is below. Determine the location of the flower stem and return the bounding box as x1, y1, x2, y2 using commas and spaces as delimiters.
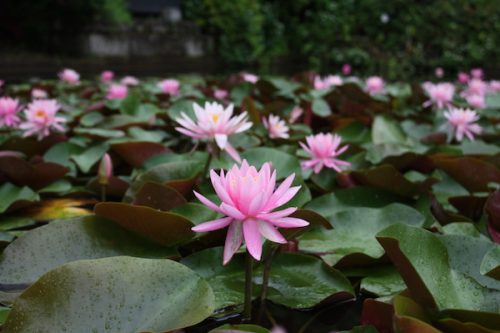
258, 246, 279, 322
202, 151, 213, 179
243, 251, 254, 321
100, 185, 106, 202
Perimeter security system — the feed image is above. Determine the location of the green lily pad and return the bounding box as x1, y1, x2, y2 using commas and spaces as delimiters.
481, 246, 500, 280
210, 324, 270, 333
0, 183, 39, 214
0, 216, 175, 287
182, 248, 354, 310
241, 147, 301, 179
299, 203, 424, 266
3, 257, 215, 333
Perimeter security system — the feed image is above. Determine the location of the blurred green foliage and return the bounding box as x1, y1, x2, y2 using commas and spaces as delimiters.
1, 0, 131, 54
183, 0, 500, 78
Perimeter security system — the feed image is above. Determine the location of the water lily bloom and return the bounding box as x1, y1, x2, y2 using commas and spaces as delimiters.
444, 108, 482, 142
463, 79, 488, 97
466, 94, 486, 109
314, 75, 342, 90
422, 82, 455, 109
175, 102, 252, 162
58, 68, 80, 84
106, 84, 128, 100
435, 67, 444, 78
98, 153, 113, 185
471, 68, 484, 79
300, 133, 350, 174
31, 88, 48, 99
365, 76, 385, 95
158, 79, 180, 95
192, 160, 309, 263
214, 88, 229, 100
489, 80, 500, 93
263, 114, 289, 139
458, 72, 470, 84
289, 106, 303, 123
101, 70, 114, 82
342, 63, 352, 75
0, 97, 21, 127
121, 76, 139, 86
242, 73, 259, 83
19, 99, 65, 139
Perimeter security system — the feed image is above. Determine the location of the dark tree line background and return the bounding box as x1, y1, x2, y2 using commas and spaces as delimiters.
1, 0, 499, 79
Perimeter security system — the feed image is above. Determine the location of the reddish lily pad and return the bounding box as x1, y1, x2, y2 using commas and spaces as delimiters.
111, 141, 170, 168
133, 182, 187, 211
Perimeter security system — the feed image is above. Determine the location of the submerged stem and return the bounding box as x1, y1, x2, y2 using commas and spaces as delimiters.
100, 185, 106, 202
243, 251, 254, 321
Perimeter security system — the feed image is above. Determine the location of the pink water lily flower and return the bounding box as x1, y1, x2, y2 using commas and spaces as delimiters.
435, 67, 444, 78
365, 76, 385, 95
158, 79, 180, 95
444, 108, 482, 142
471, 68, 484, 79
0, 97, 22, 128
214, 88, 229, 100
192, 160, 309, 264
32, 88, 48, 99
489, 80, 500, 93
19, 99, 65, 140
101, 70, 114, 82
121, 76, 139, 86
466, 94, 486, 109
288, 106, 303, 123
422, 82, 455, 109
458, 72, 470, 84
175, 102, 252, 162
300, 133, 351, 174
342, 63, 352, 75
263, 114, 289, 139
242, 73, 259, 83
463, 79, 488, 97
58, 68, 80, 84
314, 75, 343, 90
106, 84, 128, 100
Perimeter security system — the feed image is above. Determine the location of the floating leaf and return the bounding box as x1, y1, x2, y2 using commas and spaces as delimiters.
133, 182, 186, 211
0, 183, 39, 214
241, 147, 301, 179
0, 216, 175, 287
3, 257, 215, 333
111, 141, 169, 168
0, 157, 68, 190
300, 203, 424, 267
94, 202, 194, 246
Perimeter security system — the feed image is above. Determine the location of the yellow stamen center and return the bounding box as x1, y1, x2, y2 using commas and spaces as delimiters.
211, 114, 220, 123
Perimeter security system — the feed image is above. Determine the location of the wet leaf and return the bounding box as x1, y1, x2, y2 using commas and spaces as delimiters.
0, 183, 39, 214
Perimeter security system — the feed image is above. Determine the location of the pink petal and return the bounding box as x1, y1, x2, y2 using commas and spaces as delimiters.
192, 216, 233, 232
210, 170, 235, 205
215, 134, 228, 149
193, 191, 221, 213
269, 217, 309, 228
223, 220, 243, 265
258, 221, 287, 243
224, 142, 241, 163
243, 219, 262, 260
257, 207, 297, 220
220, 202, 246, 220
274, 186, 301, 207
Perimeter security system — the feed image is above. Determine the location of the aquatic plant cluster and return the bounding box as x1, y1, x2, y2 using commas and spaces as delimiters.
0, 68, 499, 332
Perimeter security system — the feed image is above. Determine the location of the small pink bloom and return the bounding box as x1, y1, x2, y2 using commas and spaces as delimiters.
31, 88, 48, 99
101, 70, 114, 82
263, 114, 289, 139
471, 68, 484, 79
0, 97, 22, 127
175, 102, 252, 162
365, 76, 385, 95
289, 106, 303, 123
98, 153, 113, 185
444, 108, 482, 142
214, 88, 229, 100
466, 94, 486, 109
458, 72, 470, 84
58, 68, 80, 84
435, 67, 444, 78
106, 84, 128, 100
158, 79, 180, 95
463, 79, 488, 97
19, 99, 65, 140
314, 75, 342, 90
489, 80, 500, 93
242, 73, 259, 83
342, 63, 352, 75
422, 82, 455, 109
300, 133, 350, 174
192, 160, 308, 264
120, 76, 139, 86
0, 150, 25, 158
